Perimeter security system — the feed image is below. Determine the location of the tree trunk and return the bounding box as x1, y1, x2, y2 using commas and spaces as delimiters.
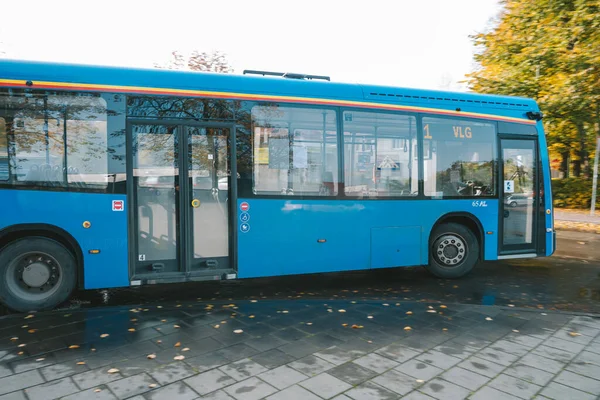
576, 123, 589, 178
561, 151, 570, 178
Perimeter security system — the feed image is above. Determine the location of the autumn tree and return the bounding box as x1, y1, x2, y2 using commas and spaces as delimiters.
467, 0, 600, 178
155, 50, 234, 73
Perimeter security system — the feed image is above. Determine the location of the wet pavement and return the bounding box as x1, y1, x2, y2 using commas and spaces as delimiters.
1, 231, 600, 399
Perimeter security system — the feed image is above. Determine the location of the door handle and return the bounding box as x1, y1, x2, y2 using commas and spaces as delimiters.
504, 210, 510, 218
191, 199, 200, 208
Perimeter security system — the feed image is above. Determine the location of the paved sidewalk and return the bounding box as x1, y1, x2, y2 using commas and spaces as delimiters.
1, 300, 600, 400
555, 209, 600, 224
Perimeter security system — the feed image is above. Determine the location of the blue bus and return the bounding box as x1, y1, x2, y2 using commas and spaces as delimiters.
0, 60, 554, 312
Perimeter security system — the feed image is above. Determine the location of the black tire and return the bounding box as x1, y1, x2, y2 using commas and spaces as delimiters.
509, 201, 518, 208
0, 237, 77, 312
426, 223, 479, 279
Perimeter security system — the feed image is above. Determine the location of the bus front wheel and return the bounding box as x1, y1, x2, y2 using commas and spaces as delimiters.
0, 237, 77, 312
427, 223, 479, 279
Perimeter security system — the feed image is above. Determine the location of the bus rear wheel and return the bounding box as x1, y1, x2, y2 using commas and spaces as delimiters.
426, 223, 479, 279
0, 237, 77, 312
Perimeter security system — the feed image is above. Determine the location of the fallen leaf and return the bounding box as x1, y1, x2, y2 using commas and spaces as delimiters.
173, 325, 180, 329
17, 351, 24, 355
94, 389, 102, 393
404, 326, 412, 331
428, 306, 433, 309
174, 342, 181, 347
24, 314, 34, 319
453, 285, 459, 289
173, 355, 185, 361
18, 344, 26, 348
541, 313, 547, 316
157, 306, 163, 309
107, 368, 120, 374
156, 340, 162, 344
485, 317, 493, 321
351, 325, 364, 329
10, 337, 18, 341
250, 300, 258, 303
77, 361, 86, 365
128, 328, 136, 332
149, 383, 158, 388
91, 348, 97, 352
569, 332, 582, 337
367, 340, 373, 343
161, 319, 167, 323
249, 315, 255, 319
342, 323, 348, 327
214, 325, 220, 329
406, 311, 413, 315
440, 305, 447, 309
367, 316, 374, 319
147, 354, 156, 359
383, 303, 390, 306
338, 309, 346, 313
427, 310, 437, 313
282, 310, 289, 314
306, 322, 313, 326
21, 325, 28, 328
69, 345, 80, 349
512, 329, 520, 333
233, 329, 244, 334
182, 348, 190, 352
100, 334, 109, 338
508, 304, 515, 307
442, 328, 448, 331
130, 318, 138, 322
36, 358, 45, 362
28, 329, 37, 334
416, 379, 424, 383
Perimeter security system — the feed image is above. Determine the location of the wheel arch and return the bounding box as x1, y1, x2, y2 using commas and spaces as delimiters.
0, 224, 84, 288
430, 212, 484, 260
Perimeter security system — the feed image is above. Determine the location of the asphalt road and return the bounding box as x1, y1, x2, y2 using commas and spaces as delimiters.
2, 231, 600, 315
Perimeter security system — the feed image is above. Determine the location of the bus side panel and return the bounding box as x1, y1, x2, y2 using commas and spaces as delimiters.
236, 199, 499, 279
0, 190, 129, 290
537, 121, 555, 256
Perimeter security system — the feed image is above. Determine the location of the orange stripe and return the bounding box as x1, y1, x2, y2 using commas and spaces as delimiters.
0, 78, 536, 125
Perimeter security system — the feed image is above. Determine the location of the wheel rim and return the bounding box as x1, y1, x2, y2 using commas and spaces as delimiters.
433, 233, 467, 268
6, 251, 63, 301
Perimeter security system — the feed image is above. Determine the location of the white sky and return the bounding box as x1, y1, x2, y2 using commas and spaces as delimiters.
0, 0, 502, 91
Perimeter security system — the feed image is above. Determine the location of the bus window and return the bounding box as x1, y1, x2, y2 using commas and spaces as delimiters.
0, 117, 7, 181
343, 111, 417, 198
251, 105, 338, 196
423, 117, 496, 198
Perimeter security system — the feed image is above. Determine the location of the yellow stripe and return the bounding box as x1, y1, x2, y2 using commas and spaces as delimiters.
0, 78, 535, 125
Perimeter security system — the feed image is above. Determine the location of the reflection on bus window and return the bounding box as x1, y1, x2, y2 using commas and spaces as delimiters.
343, 111, 417, 198
251, 105, 338, 196
0, 118, 7, 181
423, 117, 496, 198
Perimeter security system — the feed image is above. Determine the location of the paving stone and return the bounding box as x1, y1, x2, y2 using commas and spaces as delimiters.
250, 349, 296, 369
399, 392, 436, 400
40, 362, 89, 381
289, 355, 335, 376
0, 392, 27, 400
61, 386, 118, 400
83, 350, 127, 370
245, 335, 288, 352
272, 327, 308, 342
431, 343, 476, 360
329, 362, 378, 385
504, 364, 554, 386
561, 322, 600, 338
9, 355, 56, 374
331, 395, 354, 400
573, 350, 600, 367
215, 344, 259, 362
539, 382, 596, 400
489, 374, 542, 399
542, 336, 586, 354
111, 355, 160, 377
0, 370, 44, 395
344, 381, 400, 400
375, 343, 420, 363
532, 345, 576, 363
470, 386, 522, 400
144, 381, 197, 400
148, 361, 196, 385
315, 346, 356, 365
554, 370, 600, 395
0, 364, 11, 379
419, 378, 470, 400
300, 373, 352, 399
258, 365, 308, 390
570, 316, 600, 330
278, 340, 321, 359
440, 366, 490, 391
504, 333, 544, 348
184, 351, 229, 372
72, 368, 124, 390
202, 390, 236, 400
25, 377, 80, 400
184, 369, 236, 396
458, 356, 506, 378
416, 350, 461, 370
476, 347, 519, 366
219, 358, 268, 381
517, 353, 565, 374
223, 376, 277, 400
488, 340, 530, 357
395, 359, 444, 381
266, 384, 321, 400
353, 353, 399, 374
552, 328, 595, 344
371, 369, 420, 395
106, 373, 159, 399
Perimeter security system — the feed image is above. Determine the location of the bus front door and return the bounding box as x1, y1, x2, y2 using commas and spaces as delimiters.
498, 138, 538, 258
131, 123, 232, 279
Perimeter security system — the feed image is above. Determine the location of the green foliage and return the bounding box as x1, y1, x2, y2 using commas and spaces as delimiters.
552, 177, 600, 208
467, 0, 600, 177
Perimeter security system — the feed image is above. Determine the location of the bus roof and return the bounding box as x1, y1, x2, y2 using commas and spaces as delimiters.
0, 59, 540, 113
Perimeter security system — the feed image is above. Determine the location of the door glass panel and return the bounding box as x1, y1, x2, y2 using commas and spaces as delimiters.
189, 127, 229, 265
502, 140, 536, 246
133, 125, 180, 269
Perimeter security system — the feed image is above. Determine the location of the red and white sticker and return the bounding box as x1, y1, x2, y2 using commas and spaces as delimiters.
240, 202, 250, 212
112, 200, 124, 211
